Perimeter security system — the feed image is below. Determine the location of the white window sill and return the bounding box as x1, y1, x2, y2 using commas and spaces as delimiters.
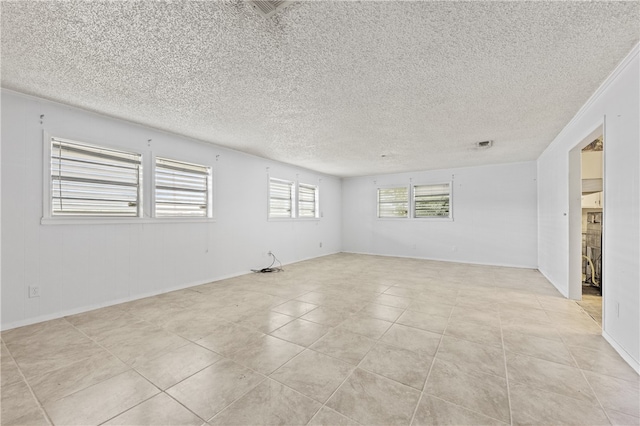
376, 217, 454, 222
267, 218, 321, 222
41, 217, 216, 226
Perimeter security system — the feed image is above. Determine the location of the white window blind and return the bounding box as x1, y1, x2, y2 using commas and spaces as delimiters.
155, 157, 211, 218
298, 183, 318, 218
50, 137, 142, 217
377, 187, 409, 218
414, 183, 451, 218
269, 178, 294, 218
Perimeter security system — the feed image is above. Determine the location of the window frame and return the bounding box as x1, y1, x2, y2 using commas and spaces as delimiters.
297, 182, 319, 219
267, 177, 321, 220
412, 181, 453, 220
153, 155, 213, 219
42, 134, 143, 222
268, 177, 296, 220
376, 185, 410, 219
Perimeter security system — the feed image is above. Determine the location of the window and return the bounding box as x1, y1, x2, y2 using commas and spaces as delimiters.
269, 178, 294, 218
377, 187, 409, 218
413, 183, 451, 218
298, 183, 318, 218
155, 157, 212, 218
50, 137, 142, 217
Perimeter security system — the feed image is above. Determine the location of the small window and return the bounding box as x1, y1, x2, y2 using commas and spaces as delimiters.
155, 157, 211, 218
269, 178, 294, 218
298, 183, 318, 218
50, 137, 142, 217
377, 187, 408, 218
413, 183, 451, 218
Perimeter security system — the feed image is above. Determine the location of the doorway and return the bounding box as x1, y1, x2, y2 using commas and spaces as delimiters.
578, 137, 603, 325
568, 124, 604, 327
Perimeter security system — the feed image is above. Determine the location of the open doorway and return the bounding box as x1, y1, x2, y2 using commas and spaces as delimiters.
568, 124, 604, 329
578, 136, 603, 325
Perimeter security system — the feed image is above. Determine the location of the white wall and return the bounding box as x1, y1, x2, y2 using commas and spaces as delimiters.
538, 45, 639, 370
1, 90, 342, 330
342, 162, 538, 268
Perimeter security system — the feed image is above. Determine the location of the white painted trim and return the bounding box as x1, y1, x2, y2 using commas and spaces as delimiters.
411, 181, 453, 220
603, 330, 640, 374
537, 268, 570, 298
568, 124, 604, 301
0, 273, 241, 331
342, 250, 538, 270
41, 217, 217, 225
0, 251, 341, 332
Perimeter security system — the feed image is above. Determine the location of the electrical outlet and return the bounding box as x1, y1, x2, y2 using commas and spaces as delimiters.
319, 242, 323, 248
29, 286, 40, 298
267, 251, 272, 257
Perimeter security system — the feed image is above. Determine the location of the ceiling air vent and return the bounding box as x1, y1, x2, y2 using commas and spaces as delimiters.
476, 140, 493, 148
249, 1, 294, 18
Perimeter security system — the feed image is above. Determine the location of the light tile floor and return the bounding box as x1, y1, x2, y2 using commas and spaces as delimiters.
1, 253, 638, 425
578, 284, 603, 326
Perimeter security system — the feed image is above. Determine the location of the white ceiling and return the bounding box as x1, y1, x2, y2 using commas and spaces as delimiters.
2, 1, 638, 177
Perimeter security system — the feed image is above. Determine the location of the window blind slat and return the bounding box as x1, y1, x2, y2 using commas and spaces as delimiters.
51, 137, 142, 217
377, 187, 408, 218
269, 178, 294, 218
155, 157, 211, 218
53, 141, 141, 165
413, 183, 451, 218
298, 183, 317, 218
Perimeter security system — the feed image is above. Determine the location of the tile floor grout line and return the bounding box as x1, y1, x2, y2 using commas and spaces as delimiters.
96, 392, 162, 426
498, 303, 514, 426
5, 255, 634, 426
304, 293, 414, 425
2, 339, 55, 426
8, 319, 129, 414
566, 340, 616, 425
62, 318, 187, 425
160, 390, 216, 425
408, 288, 459, 426
204, 374, 270, 424
426, 393, 512, 425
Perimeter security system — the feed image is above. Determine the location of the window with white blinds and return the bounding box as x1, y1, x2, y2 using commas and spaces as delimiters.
269, 178, 294, 218
298, 183, 318, 218
155, 157, 211, 218
377, 187, 409, 218
50, 137, 142, 217
413, 183, 451, 218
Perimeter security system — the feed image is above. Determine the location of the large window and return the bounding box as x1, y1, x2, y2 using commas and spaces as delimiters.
155, 157, 212, 218
50, 137, 142, 217
298, 183, 318, 218
413, 183, 451, 218
269, 178, 320, 219
377, 187, 409, 218
269, 178, 294, 218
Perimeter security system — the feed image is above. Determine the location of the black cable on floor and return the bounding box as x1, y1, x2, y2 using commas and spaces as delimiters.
251, 252, 283, 273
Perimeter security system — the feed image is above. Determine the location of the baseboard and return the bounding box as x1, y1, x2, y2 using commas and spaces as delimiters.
341, 250, 538, 270
0, 272, 250, 332
602, 330, 640, 374
0, 251, 342, 332
537, 268, 570, 298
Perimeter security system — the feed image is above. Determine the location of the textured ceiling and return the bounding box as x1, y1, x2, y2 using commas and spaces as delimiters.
2, 1, 638, 177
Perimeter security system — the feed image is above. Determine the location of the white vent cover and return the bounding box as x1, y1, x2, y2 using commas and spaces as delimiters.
249, 1, 293, 18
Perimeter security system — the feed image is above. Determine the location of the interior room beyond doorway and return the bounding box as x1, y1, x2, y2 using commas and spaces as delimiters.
579, 137, 603, 325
